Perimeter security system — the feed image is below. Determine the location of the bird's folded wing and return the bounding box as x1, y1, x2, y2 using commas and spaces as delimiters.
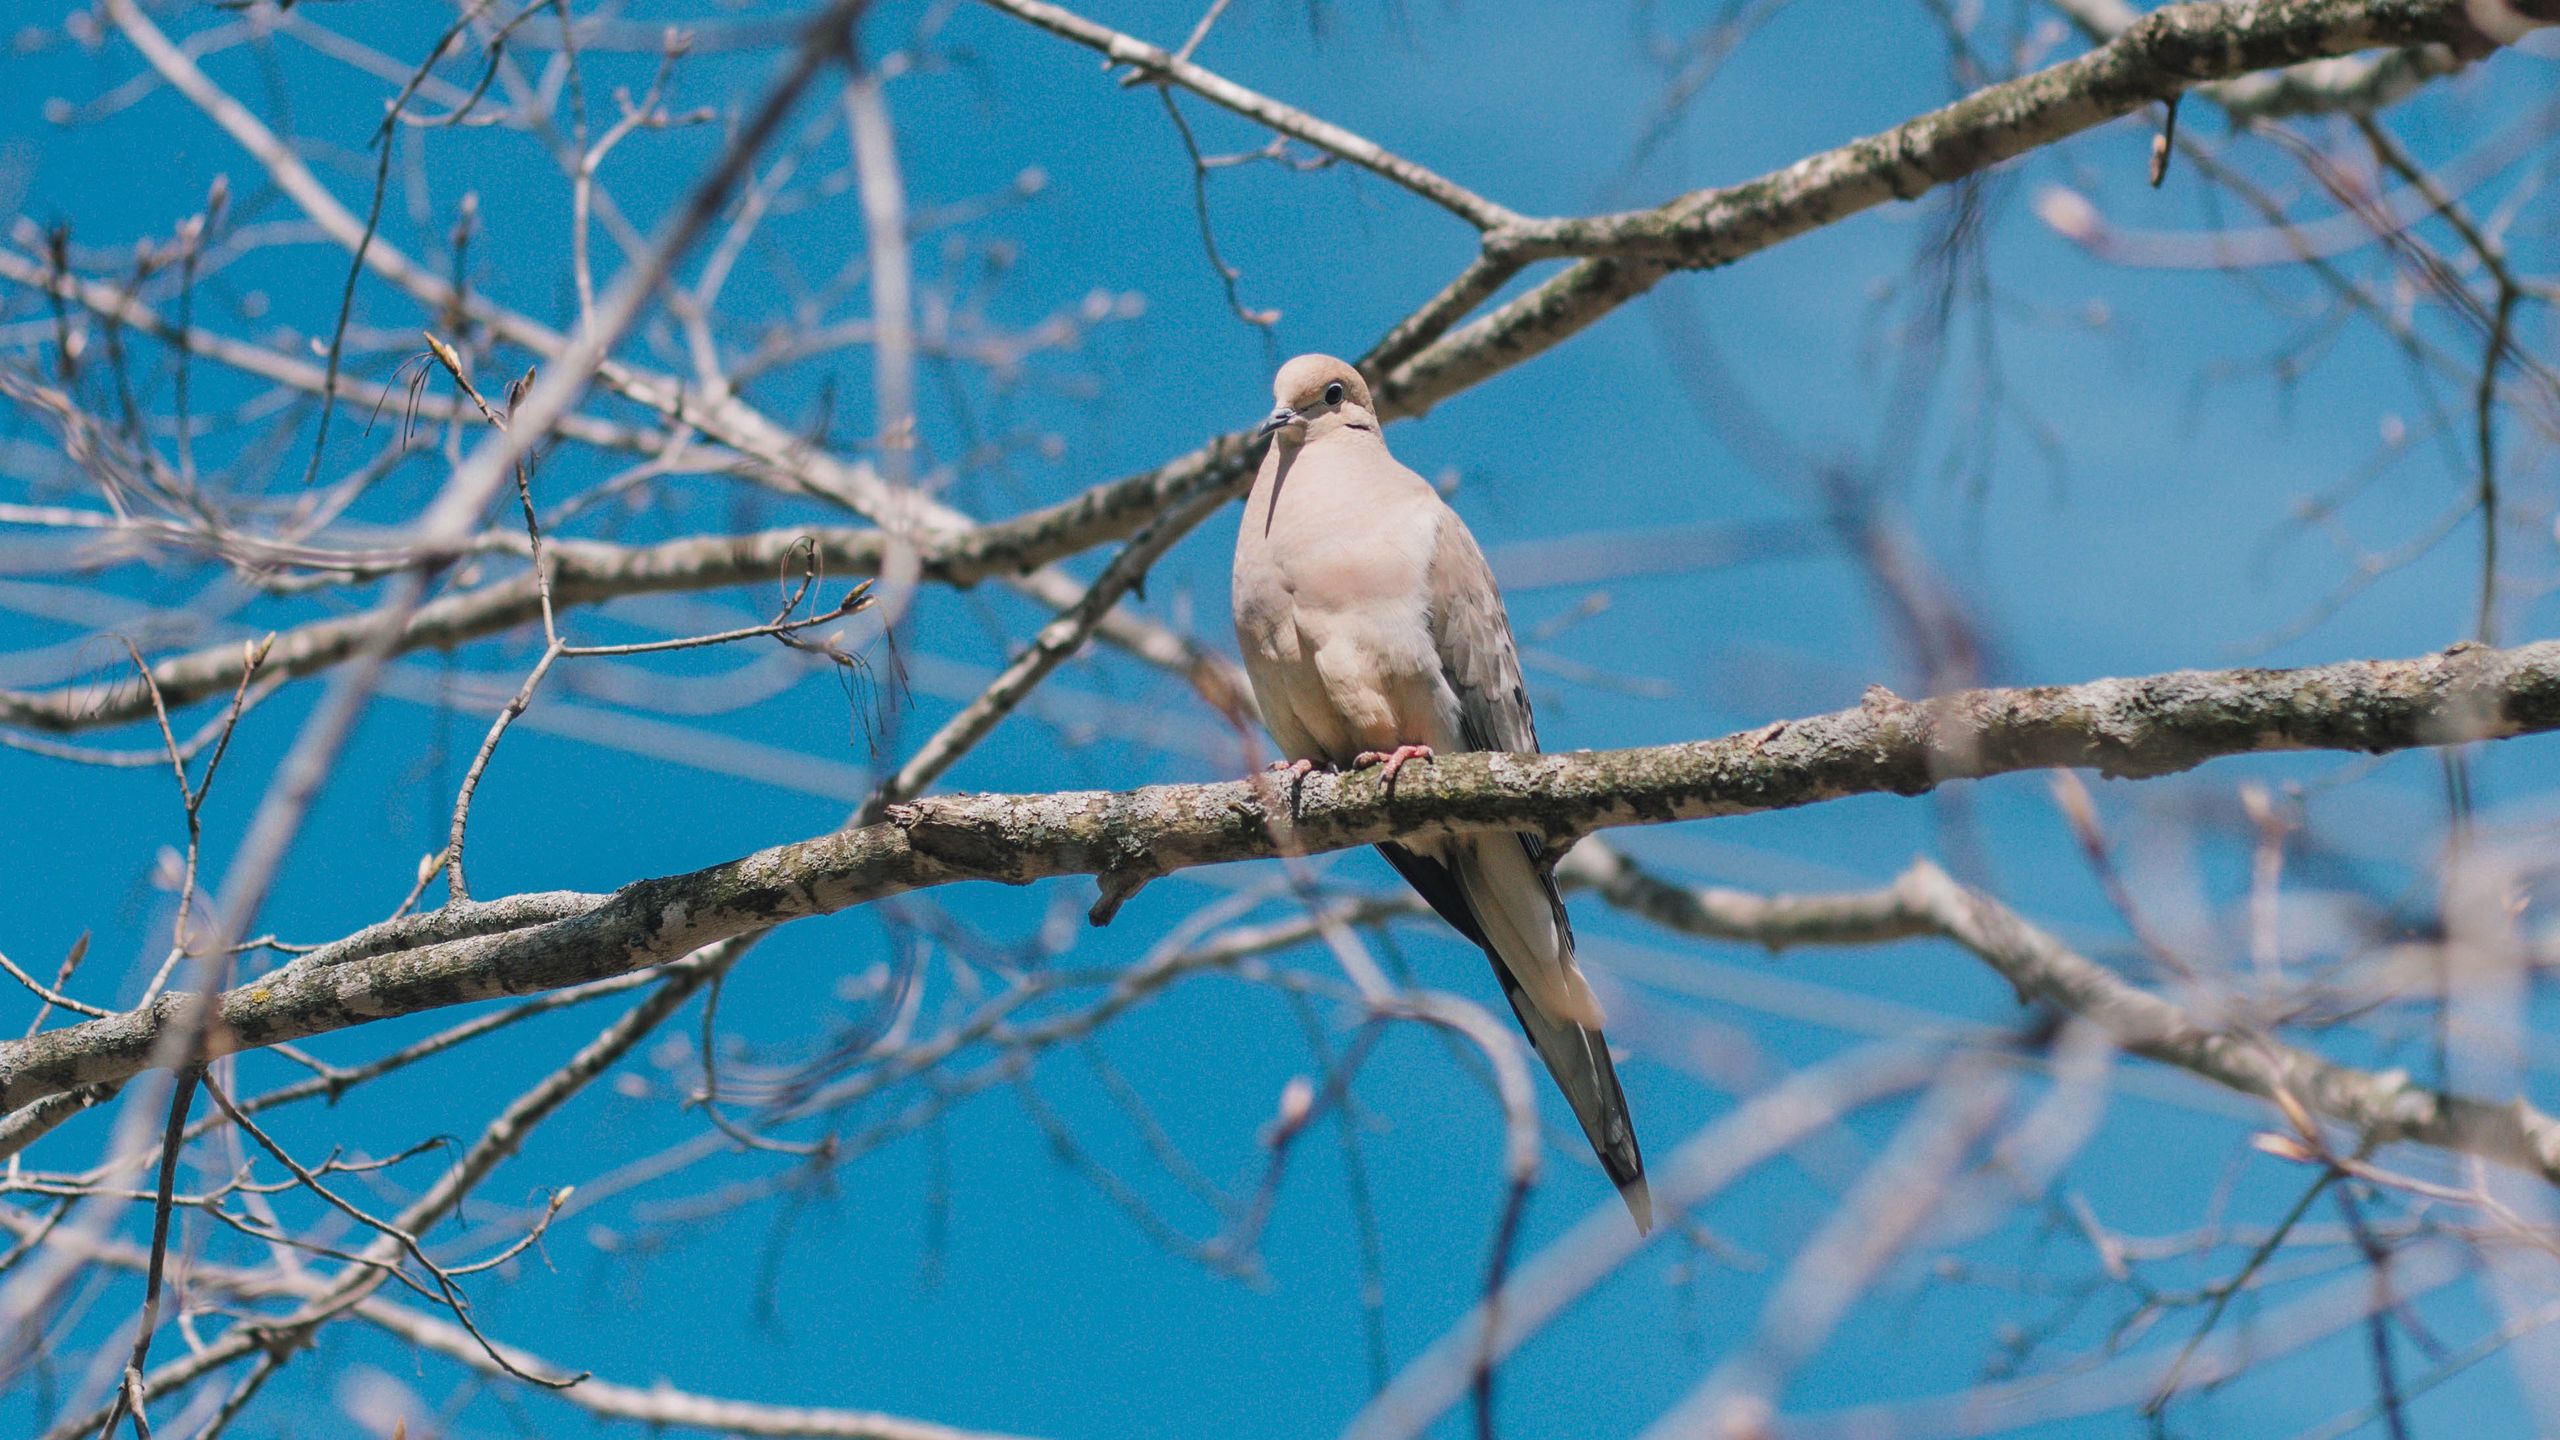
1424, 510, 1539, 756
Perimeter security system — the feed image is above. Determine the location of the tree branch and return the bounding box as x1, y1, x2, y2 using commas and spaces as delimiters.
2049, 0, 2472, 117
970, 0, 1526, 231
1573, 842, 2560, 1203
1376, 0, 2551, 418
4, 638, 2553, 1116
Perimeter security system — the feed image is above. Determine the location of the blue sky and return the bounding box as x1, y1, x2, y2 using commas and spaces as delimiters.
4, 1, 2558, 1436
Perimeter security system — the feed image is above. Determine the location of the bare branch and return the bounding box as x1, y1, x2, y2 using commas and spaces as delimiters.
1377, 0, 2551, 418
971, 0, 1526, 230
6, 638, 2556, 1120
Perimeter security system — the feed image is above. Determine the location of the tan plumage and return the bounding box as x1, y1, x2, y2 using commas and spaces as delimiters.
1231, 354, 1651, 1230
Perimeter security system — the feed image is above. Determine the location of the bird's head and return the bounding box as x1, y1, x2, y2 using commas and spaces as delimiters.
1256, 354, 1376, 447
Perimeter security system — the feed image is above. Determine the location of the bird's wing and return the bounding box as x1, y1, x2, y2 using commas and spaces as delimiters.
1422, 504, 1539, 757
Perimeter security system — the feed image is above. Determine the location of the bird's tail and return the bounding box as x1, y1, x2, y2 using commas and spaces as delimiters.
1377, 840, 1652, 1231
1486, 947, 1652, 1230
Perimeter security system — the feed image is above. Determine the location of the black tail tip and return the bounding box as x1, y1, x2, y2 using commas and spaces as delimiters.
1621, 1177, 1654, 1234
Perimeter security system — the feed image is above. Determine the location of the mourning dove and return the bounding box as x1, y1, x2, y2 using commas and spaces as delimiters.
1231, 354, 1651, 1231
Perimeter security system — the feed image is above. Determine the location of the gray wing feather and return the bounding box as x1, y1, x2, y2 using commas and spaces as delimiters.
1424, 513, 1540, 757
1424, 512, 1569, 906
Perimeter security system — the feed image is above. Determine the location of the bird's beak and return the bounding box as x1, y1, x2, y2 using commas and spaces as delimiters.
1254, 406, 1300, 441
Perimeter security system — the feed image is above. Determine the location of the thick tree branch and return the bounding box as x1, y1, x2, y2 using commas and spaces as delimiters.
1505, 0, 2534, 266
1572, 844, 2560, 1188
1375, 0, 2551, 417
3, 639, 2553, 1115
2049, 0, 2472, 117
1897, 860, 2560, 1176
0, 435, 1258, 733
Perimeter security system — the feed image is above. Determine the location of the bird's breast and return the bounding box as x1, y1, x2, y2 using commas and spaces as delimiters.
1233, 516, 1447, 760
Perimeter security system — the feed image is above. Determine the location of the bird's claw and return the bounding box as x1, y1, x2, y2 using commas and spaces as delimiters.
1352, 744, 1436, 786
1263, 757, 1317, 778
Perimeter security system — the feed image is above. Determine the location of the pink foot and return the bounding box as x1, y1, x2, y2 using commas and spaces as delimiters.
1264, 757, 1317, 778
1352, 743, 1436, 786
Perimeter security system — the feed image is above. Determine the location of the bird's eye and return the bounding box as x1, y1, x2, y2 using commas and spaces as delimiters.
1324, 382, 1345, 406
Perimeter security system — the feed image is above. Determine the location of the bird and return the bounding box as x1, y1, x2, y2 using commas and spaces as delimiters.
1229, 353, 1650, 1231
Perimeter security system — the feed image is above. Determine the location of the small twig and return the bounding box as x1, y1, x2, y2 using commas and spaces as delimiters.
188, 1082, 579, 1384
978, 0, 1525, 230
1170, 0, 1233, 64
2145, 1168, 2337, 1413
1157, 88, 1281, 337
1471, 1174, 1532, 1440
94, 1068, 201, 1440
1, 939, 107, 1022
